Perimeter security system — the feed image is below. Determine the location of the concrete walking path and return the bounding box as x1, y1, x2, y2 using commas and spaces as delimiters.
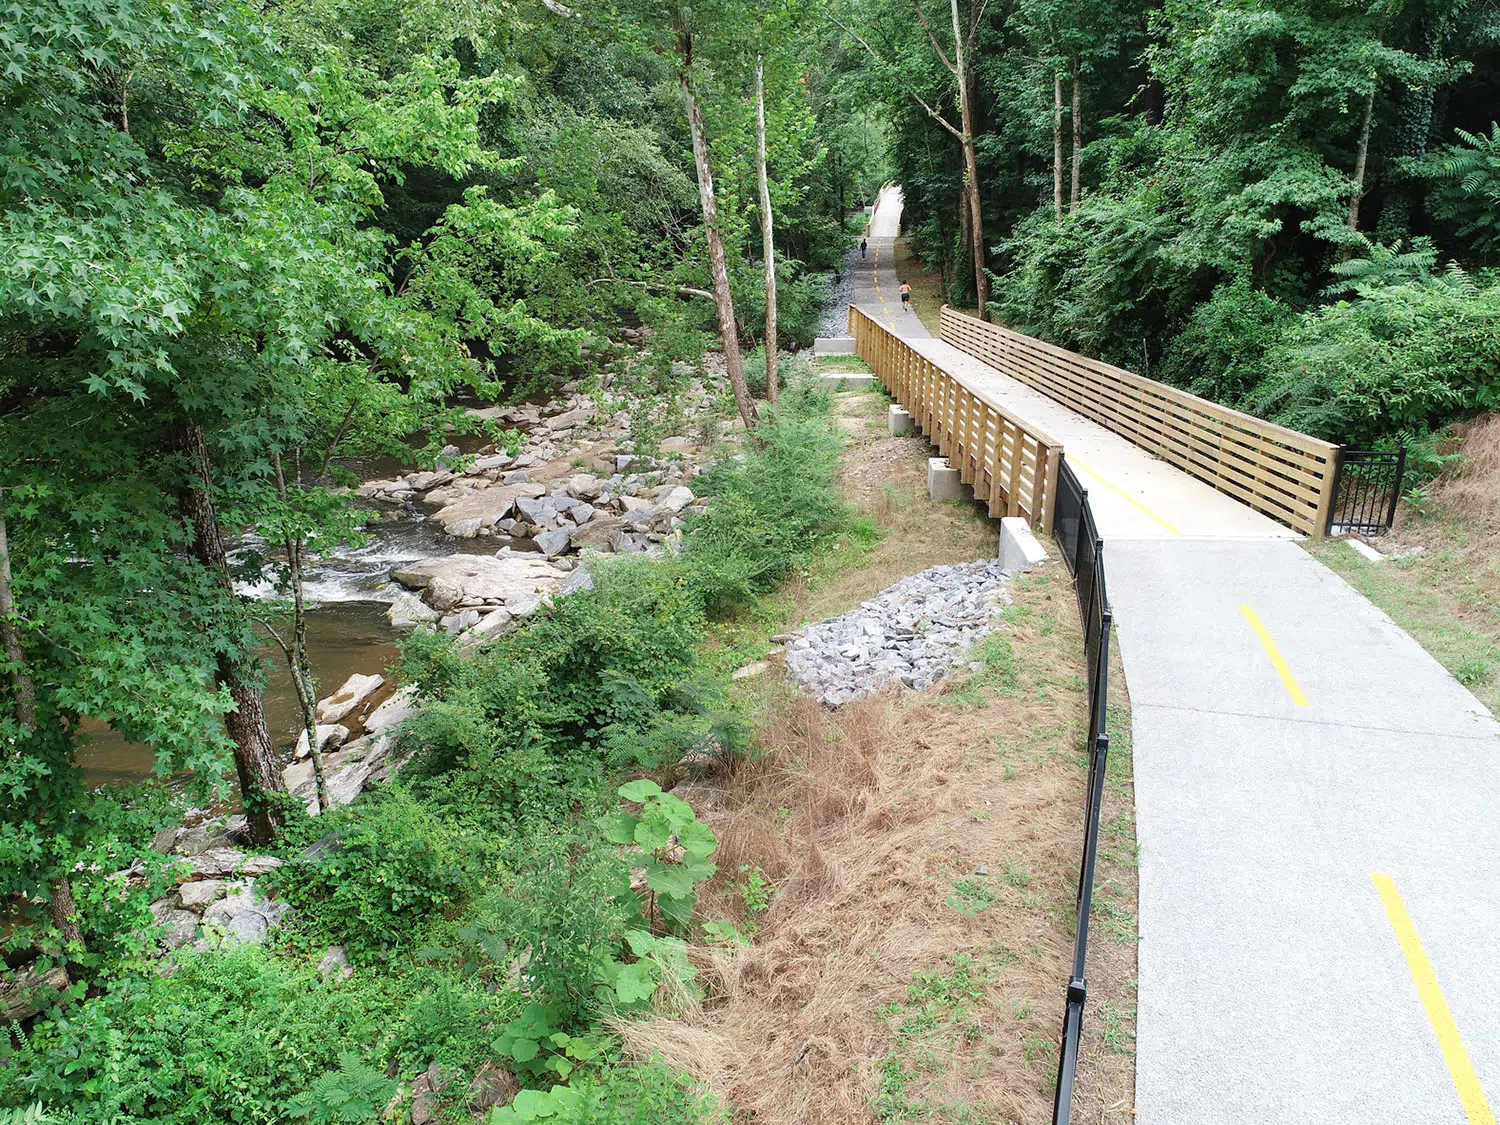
858, 186, 1500, 1125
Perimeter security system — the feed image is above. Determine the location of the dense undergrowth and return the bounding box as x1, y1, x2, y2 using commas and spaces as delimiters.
0, 379, 866, 1124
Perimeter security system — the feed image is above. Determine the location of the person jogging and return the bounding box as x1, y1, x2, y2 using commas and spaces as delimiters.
859, 238, 868, 259
899, 281, 911, 311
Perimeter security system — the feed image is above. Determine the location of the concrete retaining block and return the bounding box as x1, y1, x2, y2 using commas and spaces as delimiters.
999, 516, 1048, 573
813, 336, 856, 355
927, 457, 963, 502
888, 405, 913, 436
820, 373, 875, 390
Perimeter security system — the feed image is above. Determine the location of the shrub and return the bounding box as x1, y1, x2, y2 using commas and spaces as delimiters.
264, 788, 499, 957
683, 416, 859, 615
399, 554, 730, 818
487, 1063, 726, 1125
0, 946, 505, 1124
1250, 271, 1500, 445
1158, 281, 1293, 405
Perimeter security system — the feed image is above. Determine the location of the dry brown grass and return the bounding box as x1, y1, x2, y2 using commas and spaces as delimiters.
631, 384, 1139, 1124
1313, 413, 1500, 712
1432, 412, 1500, 532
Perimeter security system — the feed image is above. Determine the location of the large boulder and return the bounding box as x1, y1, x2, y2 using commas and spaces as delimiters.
458, 608, 514, 652
1, 964, 70, 1022
569, 515, 625, 552
149, 900, 199, 951
429, 486, 519, 537
658, 485, 695, 513
316, 673, 385, 724
387, 592, 440, 628
188, 848, 283, 879
546, 406, 593, 431
202, 887, 289, 946
391, 555, 565, 609
294, 724, 349, 761
535, 527, 571, 558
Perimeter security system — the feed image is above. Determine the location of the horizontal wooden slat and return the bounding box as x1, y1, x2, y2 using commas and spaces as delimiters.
849, 306, 1061, 533
938, 306, 1339, 535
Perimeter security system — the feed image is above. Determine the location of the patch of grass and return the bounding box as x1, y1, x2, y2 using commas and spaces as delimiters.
1312, 533, 1500, 713
947, 634, 1020, 709
816, 355, 874, 375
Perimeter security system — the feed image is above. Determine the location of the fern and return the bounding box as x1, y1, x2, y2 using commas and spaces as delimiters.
284, 1053, 397, 1124
1325, 238, 1438, 297
1427, 123, 1500, 252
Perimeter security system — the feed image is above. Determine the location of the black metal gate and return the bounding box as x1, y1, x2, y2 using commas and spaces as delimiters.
1328, 448, 1406, 536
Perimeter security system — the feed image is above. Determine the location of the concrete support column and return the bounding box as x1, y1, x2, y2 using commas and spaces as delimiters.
888, 406, 913, 436
928, 457, 963, 502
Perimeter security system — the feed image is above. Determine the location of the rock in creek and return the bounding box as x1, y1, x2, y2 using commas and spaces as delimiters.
316, 673, 385, 724
391, 555, 565, 610
784, 558, 1016, 707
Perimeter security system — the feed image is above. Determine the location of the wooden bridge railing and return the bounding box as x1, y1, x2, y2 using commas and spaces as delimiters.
938, 306, 1341, 536
849, 305, 1062, 532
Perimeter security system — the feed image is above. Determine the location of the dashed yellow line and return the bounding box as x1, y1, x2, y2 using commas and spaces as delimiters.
1238, 604, 1309, 707
1374, 874, 1497, 1125
1068, 456, 1182, 536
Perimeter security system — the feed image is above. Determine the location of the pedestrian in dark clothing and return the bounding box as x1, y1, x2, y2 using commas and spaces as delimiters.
859, 238, 868, 259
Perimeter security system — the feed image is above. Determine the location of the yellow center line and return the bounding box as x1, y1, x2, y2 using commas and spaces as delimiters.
1374, 874, 1497, 1125
1238, 604, 1309, 707
1068, 455, 1182, 536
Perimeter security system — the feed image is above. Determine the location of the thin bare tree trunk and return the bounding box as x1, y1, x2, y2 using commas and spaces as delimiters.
179, 424, 287, 844
951, 0, 989, 319
1053, 68, 1065, 220
677, 32, 758, 433
271, 451, 330, 815
0, 492, 85, 952
755, 58, 778, 406
1343, 85, 1376, 259
1070, 52, 1082, 210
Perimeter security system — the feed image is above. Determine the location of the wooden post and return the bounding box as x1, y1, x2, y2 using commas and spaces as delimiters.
1311, 449, 1342, 538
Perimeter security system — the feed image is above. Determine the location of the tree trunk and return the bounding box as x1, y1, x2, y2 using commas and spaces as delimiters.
1343, 84, 1376, 258
754, 58, 778, 406
0, 492, 85, 953
1053, 68, 1065, 220
272, 451, 330, 815
1070, 52, 1082, 210
179, 424, 287, 845
677, 39, 758, 433
0, 491, 36, 730
951, 0, 989, 319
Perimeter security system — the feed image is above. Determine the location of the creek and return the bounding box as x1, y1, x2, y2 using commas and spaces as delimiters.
80, 431, 510, 785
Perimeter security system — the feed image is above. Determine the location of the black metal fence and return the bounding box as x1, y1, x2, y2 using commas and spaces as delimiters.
1328, 448, 1406, 536
1049, 457, 1112, 1125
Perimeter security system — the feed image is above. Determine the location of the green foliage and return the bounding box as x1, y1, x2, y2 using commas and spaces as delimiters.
683, 414, 861, 615
264, 788, 499, 957
598, 780, 718, 934
399, 554, 732, 820
487, 1063, 724, 1125
1159, 281, 1293, 404
0, 945, 505, 1124
284, 1054, 397, 1124
1427, 124, 1500, 257
1252, 271, 1500, 445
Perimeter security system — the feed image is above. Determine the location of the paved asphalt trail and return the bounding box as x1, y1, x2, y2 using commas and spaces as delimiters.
857, 186, 1500, 1125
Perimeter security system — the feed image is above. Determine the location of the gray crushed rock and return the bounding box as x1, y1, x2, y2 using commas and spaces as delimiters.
784, 558, 1013, 706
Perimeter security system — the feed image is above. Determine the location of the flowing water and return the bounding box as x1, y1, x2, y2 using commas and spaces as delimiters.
80, 431, 511, 785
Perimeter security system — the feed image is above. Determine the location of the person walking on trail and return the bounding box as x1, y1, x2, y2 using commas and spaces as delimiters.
899, 281, 911, 311
859, 238, 868, 260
